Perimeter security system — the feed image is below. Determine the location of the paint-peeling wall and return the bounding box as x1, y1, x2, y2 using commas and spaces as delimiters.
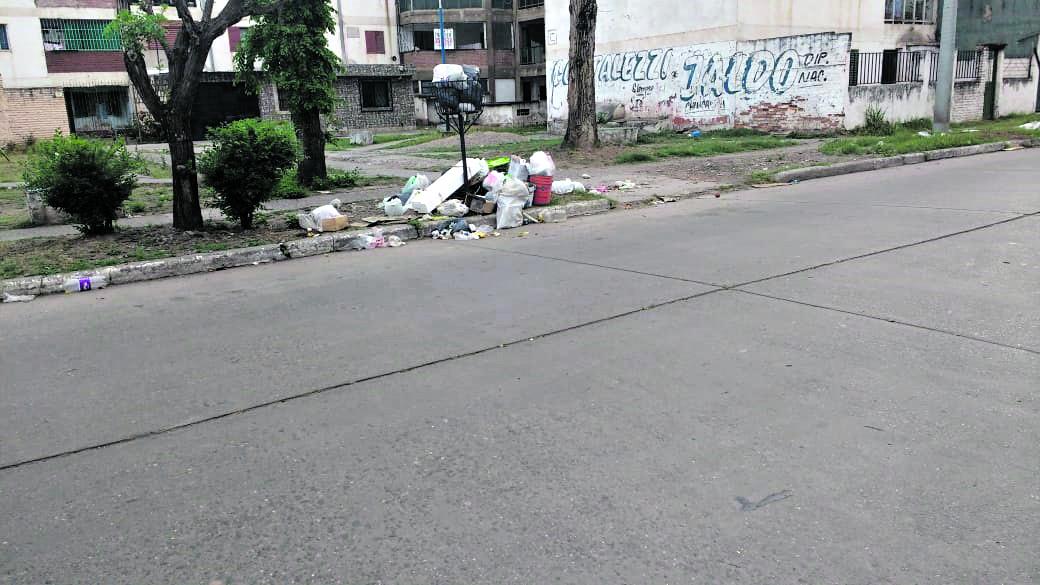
547, 32, 851, 133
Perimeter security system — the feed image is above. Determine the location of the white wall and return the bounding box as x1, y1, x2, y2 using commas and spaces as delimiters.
548, 31, 852, 132
997, 58, 1039, 117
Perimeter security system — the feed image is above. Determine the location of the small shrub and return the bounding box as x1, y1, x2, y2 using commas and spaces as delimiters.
311, 168, 362, 190
899, 118, 933, 132
861, 105, 894, 136
22, 133, 142, 234
273, 169, 309, 199
198, 119, 299, 229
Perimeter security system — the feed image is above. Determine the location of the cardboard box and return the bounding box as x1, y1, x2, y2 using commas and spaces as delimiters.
469, 198, 496, 215
320, 215, 350, 232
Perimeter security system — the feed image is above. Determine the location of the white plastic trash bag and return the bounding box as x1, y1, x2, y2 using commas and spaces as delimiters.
552, 179, 585, 195
433, 64, 466, 82
437, 199, 469, 217
400, 174, 430, 203
381, 196, 406, 217
508, 156, 529, 181
482, 170, 505, 194
528, 151, 556, 176
496, 177, 528, 230
298, 198, 343, 232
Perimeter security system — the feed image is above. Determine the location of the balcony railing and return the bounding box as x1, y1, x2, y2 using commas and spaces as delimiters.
520, 45, 544, 65
519, 0, 544, 9
928, 50, 984, 83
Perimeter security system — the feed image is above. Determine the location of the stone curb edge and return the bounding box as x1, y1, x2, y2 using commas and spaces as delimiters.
773, 139, 1039, 184
1, 198, 612, 300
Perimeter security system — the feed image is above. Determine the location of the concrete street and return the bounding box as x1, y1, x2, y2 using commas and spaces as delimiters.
1, 150, 1038, 584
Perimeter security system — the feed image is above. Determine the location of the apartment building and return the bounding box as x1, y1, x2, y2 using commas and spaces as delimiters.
0, 0, 412, 145
544, 0, 1039, 133
398, 0, 548, 126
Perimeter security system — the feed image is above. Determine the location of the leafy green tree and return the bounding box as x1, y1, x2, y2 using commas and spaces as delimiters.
198, 119, 299, 229
235, 0, 340, 187
107, 0, 291, 231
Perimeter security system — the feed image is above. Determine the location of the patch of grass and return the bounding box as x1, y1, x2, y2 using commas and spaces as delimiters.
616, 135, 796, 164
0, 152, 28, 183
615, 151, 657, 164
124, 185, 174, 215
0, 215, 32, 230
548, 191, 609, 207
956, 112, 1040, 134
819, 129, 999, 156
139, 160, 173, 179
746, 162, 831, 185
383, 131, 445, 150
0, 224, 302, 278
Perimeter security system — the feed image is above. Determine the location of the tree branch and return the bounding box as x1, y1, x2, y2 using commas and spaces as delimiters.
124, 51, 165, 121
207, 0, 291, 42
202, 0, 215, 22
174, 0, 199, 35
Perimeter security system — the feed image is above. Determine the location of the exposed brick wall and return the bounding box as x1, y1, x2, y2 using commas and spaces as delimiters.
403, 50, 489, 73
950, 50, 992, 123
259, 74, 416, 133
493, 51, 515, 68
0, 85, 70, 146
46, 52, 126, 74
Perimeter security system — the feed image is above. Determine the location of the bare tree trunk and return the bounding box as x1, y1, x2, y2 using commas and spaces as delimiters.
563, 0, 598, 151
292, 107, 328, 187
168, 117, 204, 230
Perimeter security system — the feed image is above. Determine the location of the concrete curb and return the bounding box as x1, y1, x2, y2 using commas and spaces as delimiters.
1, 199, 612, 300
773, 139, 1036, 184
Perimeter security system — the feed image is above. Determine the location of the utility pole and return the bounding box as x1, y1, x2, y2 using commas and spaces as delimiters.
933, 0, 959, 132
439, 0, 446, 64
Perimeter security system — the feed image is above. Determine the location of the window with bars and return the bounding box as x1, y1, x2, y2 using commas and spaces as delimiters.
0, 25, 9, 50
40, 19, 121, 52
885, 0, 935, 24
360, 80, 392, 110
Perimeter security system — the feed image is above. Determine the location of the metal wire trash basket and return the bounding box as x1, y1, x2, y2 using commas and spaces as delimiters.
430, 80, 486, 119
430, 79, 486, 196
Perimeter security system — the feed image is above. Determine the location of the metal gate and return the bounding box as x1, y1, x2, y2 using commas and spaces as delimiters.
65, 86, 133, 135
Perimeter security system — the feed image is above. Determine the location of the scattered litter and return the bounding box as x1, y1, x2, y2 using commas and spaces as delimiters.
552, 179, 586, 195
523, 211, 543, 224
529, 151, 556, 177
453, 231, 480, 240
449, 218, 470, 233
1004, 144, 1025, 151
387, 235, 406, 247
1018, 121, 1040, 130
298, 198, 346, 232
917, 131, 931, 137
655, 196, 679, 203
431, 229, 452, 240
475, 225, 494, 236
689, 130, 702, 138
406, 159, 487, 214
400, 174, 430, 204
496, 177, 529, 229
530, 175, 553, 205
486, 156, 510, 170
380, 196, 406, 217
2, 292, 36, 303
517, 231, 530, 238
437, 199, 470, 217
63, 274, 108, 293
615, 180, 637, 190
593, 184, 610, 194
581, 173, 591, 180
752, 183, 790, 189
482, 170, 505, 193
961, 128, 979, 133
508, 155, 530, 181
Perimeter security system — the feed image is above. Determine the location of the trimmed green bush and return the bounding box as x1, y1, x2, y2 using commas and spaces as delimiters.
22, 133, 142, 234
198, 119, 299, 229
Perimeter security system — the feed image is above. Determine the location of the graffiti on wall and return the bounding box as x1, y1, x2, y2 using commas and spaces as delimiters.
548, 32, 851, 131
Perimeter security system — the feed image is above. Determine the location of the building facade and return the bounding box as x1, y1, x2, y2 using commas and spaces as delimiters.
398, 0, 547, 127
545, 0, 1039, 133
0, 0, 411, 145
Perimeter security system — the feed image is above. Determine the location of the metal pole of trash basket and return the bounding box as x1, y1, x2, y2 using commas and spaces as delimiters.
458, 111, 469, 192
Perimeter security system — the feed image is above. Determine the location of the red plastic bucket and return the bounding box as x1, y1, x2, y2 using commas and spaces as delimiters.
530, 175, 553, 206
